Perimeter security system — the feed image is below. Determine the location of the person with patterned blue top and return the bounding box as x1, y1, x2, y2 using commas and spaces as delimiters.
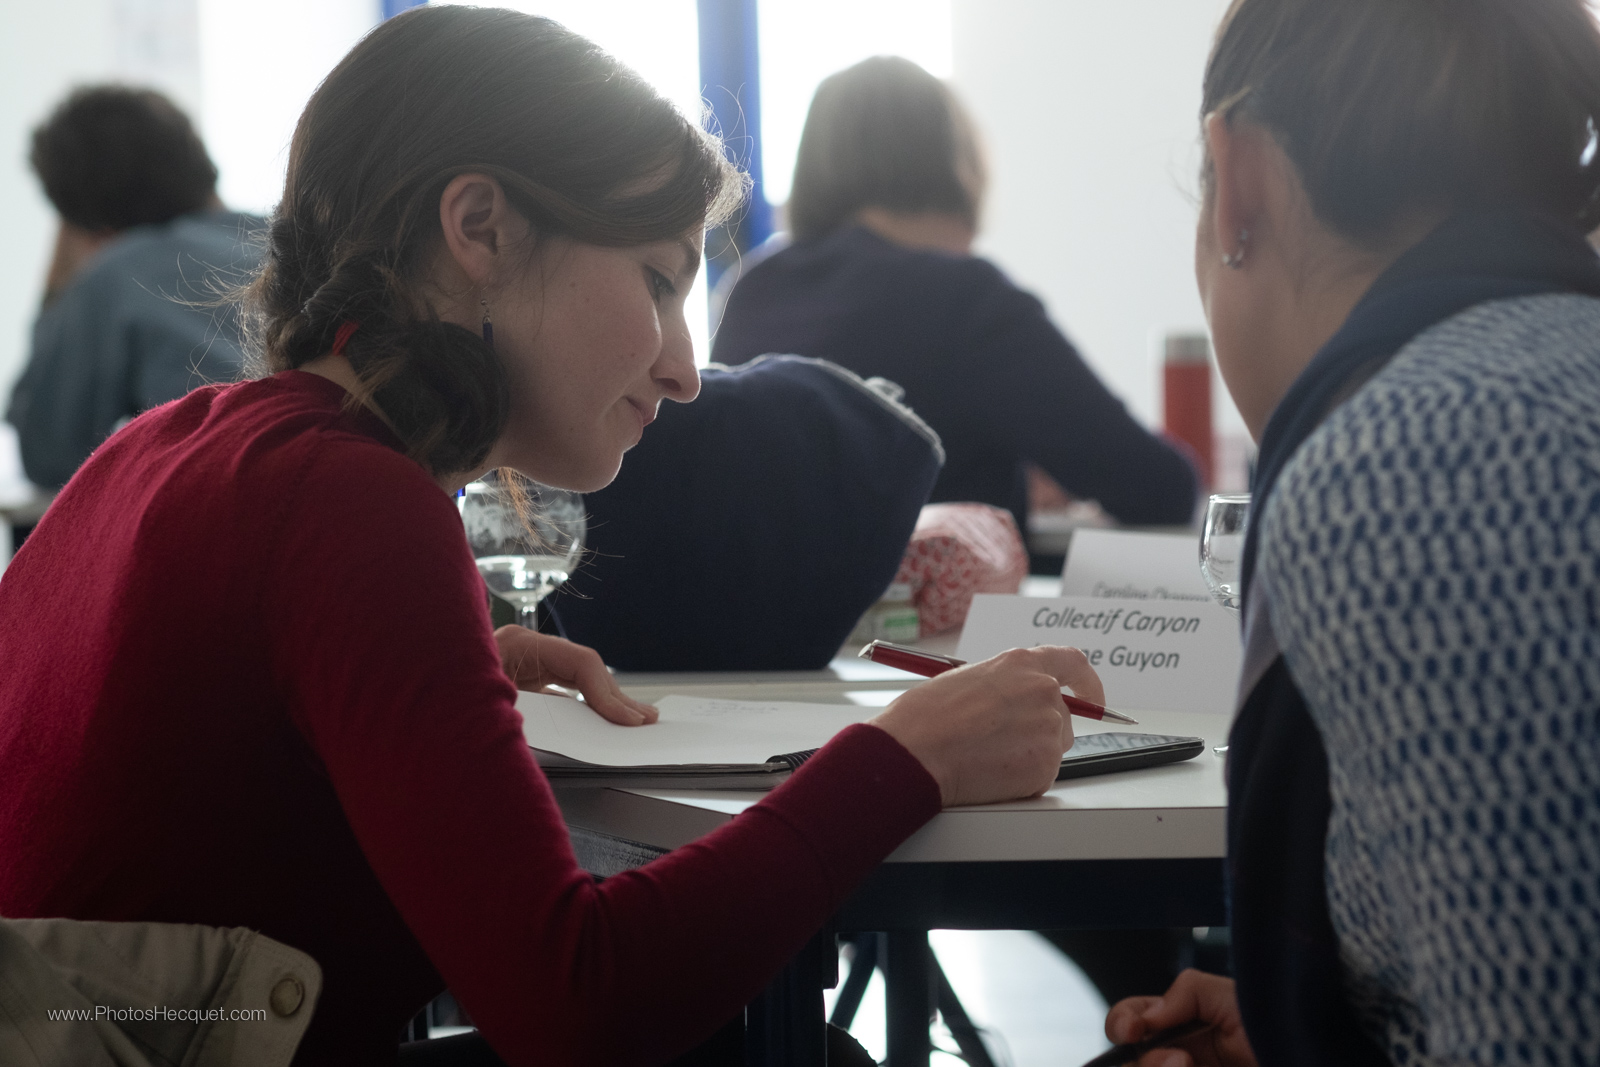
1100, 1, 1600, 1065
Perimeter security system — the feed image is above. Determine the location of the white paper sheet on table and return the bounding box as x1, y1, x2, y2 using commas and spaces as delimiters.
518, 691, 1209, 790
516, 691, 878, 767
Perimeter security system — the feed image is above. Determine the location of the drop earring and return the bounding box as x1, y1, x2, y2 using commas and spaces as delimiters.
1221, 229, 1251, 270
480, 299, 494, 348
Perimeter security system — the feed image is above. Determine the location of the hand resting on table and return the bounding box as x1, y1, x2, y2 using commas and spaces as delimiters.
870, 645, 1101, 808
495, 625, 659, 726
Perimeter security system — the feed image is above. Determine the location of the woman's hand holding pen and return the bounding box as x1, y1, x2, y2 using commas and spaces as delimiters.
1103, 971, 1257, 1067
870, 646, 1101, 807
494, 626, 659, 726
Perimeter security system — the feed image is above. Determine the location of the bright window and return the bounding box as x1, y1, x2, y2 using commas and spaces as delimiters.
757, 0, 952, 210
432, 1, 704, 129
431, 0, 709, 362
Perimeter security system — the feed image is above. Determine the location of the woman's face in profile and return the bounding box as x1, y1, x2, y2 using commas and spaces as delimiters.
485, 231, 704, 491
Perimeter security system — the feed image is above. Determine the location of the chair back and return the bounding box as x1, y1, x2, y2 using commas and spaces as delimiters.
551, 355, 943, 670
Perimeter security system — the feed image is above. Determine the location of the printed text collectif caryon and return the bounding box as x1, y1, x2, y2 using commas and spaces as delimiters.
1030, 605, 1202, 638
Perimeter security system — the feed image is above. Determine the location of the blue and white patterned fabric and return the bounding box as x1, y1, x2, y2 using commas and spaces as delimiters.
1260, 293, 1600, 1065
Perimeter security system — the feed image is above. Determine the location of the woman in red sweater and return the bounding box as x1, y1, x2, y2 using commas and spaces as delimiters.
0, 8, 1098, 1066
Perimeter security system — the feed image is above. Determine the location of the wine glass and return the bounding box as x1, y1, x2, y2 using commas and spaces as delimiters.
458, 472, 586, 631
1199, 493, 1251, 613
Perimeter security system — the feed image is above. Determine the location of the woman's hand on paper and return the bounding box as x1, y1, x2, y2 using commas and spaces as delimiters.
494, 626, 659, 726
1104, 970, 1257, 1067
870, 645, 1100, 807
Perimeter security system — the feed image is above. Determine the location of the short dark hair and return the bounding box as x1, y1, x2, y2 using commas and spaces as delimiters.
29, 86, 218, 232
247, 5, 746, 476
788, 56, 984, 242
1203, 0, 1600, 242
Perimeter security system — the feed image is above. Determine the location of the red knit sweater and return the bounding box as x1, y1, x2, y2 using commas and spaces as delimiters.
0, 371, 940, 1065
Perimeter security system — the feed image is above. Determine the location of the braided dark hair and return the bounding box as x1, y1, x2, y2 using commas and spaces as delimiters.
246, 6, 746, 475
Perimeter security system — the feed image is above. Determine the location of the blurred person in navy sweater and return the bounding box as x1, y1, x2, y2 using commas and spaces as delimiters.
716, 55, 1201, 1002
712, 57, 1199, 553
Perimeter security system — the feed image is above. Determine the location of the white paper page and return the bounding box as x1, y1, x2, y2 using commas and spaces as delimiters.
1061, 528, 1212, 603
955, 594, 1242, 715
516, 692, 878, 767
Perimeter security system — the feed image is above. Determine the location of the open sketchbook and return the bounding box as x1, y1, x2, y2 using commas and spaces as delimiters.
518, 692, 1204, 790
518, 693, 873, 789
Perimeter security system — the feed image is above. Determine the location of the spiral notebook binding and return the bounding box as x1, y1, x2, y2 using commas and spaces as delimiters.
766, 748, 820, 773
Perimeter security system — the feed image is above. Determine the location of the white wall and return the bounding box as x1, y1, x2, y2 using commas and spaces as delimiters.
0, 0, 378, 407
198, 0, 379, 215
0, 0, 121, 408
950, 0, 1241, 440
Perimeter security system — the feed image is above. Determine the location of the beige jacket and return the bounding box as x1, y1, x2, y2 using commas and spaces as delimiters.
0, 918, 320, 1067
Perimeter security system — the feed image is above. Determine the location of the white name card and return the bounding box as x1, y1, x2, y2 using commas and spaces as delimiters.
955, 594, 1242, 715
1061, 528, 1212, 603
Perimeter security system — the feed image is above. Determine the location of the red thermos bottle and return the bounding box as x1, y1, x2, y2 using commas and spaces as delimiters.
1163, 333, 1213, 487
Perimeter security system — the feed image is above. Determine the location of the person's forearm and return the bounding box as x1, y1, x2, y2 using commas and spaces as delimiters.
1075, 431, 1200, 526
359, 723, 939, 1066
548, 727, 937, 1063
978, 295, 1201, 527
1021, 394, 1201, 526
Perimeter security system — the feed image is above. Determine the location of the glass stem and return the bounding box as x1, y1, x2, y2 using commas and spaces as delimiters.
518, 604, 540, 632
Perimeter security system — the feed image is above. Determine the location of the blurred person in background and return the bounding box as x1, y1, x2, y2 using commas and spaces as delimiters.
712, 57, 1199, 559
6, 85, 263, 491
714, 55, 1201, 1005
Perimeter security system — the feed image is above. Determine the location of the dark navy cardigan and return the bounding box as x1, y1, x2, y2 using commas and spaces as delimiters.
712, 226, 1198, 535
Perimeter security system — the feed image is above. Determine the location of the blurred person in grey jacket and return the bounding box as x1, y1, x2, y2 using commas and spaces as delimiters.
6, 86, 263, 489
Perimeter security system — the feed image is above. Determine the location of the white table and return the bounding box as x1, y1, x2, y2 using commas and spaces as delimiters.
557, 706, 1228, 866
558, 612, 1230, 1067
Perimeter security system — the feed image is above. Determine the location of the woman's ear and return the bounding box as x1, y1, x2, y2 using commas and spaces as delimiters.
1203, 112, 1271, 267
437, 172, 529, 287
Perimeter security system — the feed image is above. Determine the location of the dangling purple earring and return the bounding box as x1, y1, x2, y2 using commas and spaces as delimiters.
480, 298, 494, 348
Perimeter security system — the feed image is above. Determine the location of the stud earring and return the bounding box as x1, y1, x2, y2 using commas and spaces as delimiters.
480, 299, 494, 348
1222, 229, 1251, 270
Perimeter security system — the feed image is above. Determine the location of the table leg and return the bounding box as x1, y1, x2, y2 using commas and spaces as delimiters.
884, 930, 933, 1067
745, 930, 831, 1067
828, 933, 881, 1029
935, 963, 996, 1067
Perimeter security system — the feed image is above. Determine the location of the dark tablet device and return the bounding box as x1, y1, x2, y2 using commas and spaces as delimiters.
540, 731, 1207, 791
1056, 732, 1206, 780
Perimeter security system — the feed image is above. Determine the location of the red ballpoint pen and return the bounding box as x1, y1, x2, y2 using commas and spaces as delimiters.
858, 640, 1140, 725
